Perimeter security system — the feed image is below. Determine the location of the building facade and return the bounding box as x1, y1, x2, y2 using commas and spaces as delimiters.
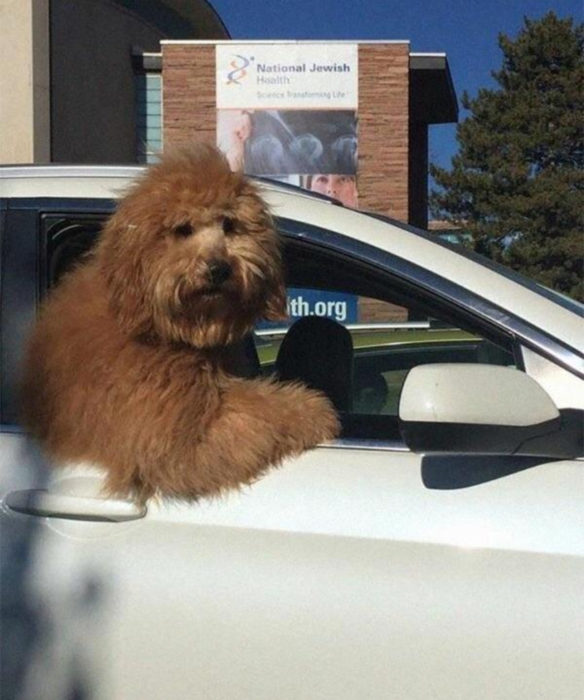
1, 4, 457, 226
0, 0, 228, 165
161, 41, 456, 226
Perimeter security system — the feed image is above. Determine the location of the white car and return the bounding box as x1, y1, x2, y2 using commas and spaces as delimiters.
1, 166, 583, 700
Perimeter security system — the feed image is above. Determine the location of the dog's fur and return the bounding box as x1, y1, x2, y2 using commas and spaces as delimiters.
21, 144, 339, 503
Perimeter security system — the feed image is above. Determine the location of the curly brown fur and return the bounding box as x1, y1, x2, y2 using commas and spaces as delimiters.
21, 144, 340, 503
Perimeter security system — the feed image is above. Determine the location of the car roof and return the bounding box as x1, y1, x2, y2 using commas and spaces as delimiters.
0, 164, 145, 199
0, 164, 341, 204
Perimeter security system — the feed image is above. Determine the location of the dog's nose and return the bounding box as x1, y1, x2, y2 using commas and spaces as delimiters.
208, 260, 232, 286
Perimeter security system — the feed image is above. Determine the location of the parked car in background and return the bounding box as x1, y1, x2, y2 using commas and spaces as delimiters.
1, 165, 583, 700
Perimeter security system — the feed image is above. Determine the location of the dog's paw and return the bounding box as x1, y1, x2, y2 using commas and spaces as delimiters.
286, 385, 341, 447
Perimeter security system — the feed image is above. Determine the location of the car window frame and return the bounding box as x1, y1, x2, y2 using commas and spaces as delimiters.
364, 210, 584, 318
276, 217, 584, 380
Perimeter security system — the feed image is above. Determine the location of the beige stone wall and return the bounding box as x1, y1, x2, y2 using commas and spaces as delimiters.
0, 0, 50, 163
163, 42, 410, 221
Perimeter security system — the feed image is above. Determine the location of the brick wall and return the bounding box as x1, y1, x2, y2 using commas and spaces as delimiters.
358, 44, 409, 220
163, 44, 216, 148
163, 42, 410, 221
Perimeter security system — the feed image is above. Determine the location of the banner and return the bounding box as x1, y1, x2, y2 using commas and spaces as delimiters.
216, 43, 359, 207
287, 288, 357, 324
257, 288, 358, 330
216, 44, 358, 111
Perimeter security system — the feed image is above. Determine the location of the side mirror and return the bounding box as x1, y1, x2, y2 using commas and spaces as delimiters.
398, 364, 572, 457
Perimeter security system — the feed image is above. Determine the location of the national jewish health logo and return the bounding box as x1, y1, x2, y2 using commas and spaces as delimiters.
226, 54, 253, 86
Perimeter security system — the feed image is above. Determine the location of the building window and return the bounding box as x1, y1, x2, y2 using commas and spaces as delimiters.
135, 73, 162, 163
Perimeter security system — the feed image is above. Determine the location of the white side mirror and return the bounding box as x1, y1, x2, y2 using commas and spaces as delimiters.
398, 364, 569, 456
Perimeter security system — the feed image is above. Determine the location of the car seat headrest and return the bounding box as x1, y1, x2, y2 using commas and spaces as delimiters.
275, 316, 353, 412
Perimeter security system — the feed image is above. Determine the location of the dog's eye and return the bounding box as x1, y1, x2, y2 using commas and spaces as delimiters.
222, 217, 235, 235
173, 223, 193, 238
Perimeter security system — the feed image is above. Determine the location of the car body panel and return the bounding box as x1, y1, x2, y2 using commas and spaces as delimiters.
6, 441, 583, 700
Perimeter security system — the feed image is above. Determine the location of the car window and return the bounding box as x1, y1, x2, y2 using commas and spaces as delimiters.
42, 214, 106, 292
257, 227, 518, 443
257, 290, 515, 436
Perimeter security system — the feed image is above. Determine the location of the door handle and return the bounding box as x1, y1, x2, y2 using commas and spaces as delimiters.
5, 489, 147, 522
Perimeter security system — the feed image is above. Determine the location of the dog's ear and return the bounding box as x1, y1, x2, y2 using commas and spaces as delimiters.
263, 273, 288, 321
234, 179, 289, 322
97, 217, 155, 338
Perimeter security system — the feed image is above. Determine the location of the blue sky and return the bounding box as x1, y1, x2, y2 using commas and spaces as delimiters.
209, 0, 581, 171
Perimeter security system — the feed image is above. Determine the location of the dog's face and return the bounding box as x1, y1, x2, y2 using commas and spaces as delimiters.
97, 145, 287, 347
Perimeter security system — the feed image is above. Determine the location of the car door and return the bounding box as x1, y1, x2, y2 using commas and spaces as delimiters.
3, 210, 583, 700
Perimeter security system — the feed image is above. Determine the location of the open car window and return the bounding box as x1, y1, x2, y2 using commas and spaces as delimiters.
258, 223, 518, 443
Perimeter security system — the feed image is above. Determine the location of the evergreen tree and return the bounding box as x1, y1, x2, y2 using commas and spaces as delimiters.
430, 12, 583, 300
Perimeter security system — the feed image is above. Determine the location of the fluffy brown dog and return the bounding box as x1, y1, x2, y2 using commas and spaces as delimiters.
21, 144, 339, 503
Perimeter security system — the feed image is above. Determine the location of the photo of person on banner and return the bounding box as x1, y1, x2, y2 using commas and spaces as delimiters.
216, 109, 254, 172
302, 173, 358, 207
